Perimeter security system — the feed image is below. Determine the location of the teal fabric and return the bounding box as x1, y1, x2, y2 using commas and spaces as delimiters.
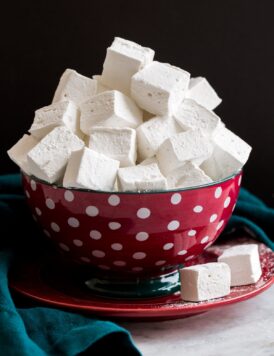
0, 173, 273, 356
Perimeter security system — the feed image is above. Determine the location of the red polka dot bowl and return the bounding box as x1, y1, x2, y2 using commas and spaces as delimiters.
22, 171, 242, 298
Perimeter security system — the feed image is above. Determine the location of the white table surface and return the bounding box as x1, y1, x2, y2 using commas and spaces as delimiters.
120, 285, 274, 356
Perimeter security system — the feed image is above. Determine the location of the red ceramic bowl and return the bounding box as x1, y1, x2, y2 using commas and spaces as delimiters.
22, 171, 242, 298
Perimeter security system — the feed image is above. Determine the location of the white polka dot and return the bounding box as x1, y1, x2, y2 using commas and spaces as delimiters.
132, 252, 146, 260
171, 193, 182, 205
201, 236, 209, 244
136, 232, 149, 241
167, 220, 180, 231
111, 243, 123, 251
90, 230, 102, 240
73, 239, 83, 247
51, 222, 60, 232
30, 180, 36, 191
113, 260, 126, 266
25, 190, 30, 198
80, 257, 90, 263
238, 175, 242, 186
163, 243, 174, 250
216, 220, 224, 230
132, 267, 143, 272
43, 229, 51, 237
64, 190, 74, 202
68, 217, 80, 228
108, 195, 120, 206
214, 187, 222, 198
92, 250, 105, 258
137, 208, 151, 219
45, 198, 55, 209
35, 207, 42, 216
155, 260, 166, 266
185, 255, 195, 261
210, 214, 218, 223
108, 222, 121, 230
59, 243, 69, 251
193, 205, 203, 213
188, 229, 196, 237
178, 250, 187, 256
224, 196, 231, 208
86, 206, 99, 217
98, 265, 110, 270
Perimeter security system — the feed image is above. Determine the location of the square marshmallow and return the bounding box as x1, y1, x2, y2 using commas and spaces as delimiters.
201, 126, 252, 180
186, 77, 222, 111
166, 162, 212, 189
27, 126, 84, 184
118, 163, 167, 192
80, 90, 143, 135
63, 147, 120, 191
218, 244, 262, 286
7, 134, 38, 174
180, 262, 231, 302
101, 37, 155, 95
137, 116, 182, 160
174, 98, 221, 136
29, 100, 82, 139
52, 69, 97, 105
88, 127, 137, 167
131, 61, 190, 116
157, 129, 213, 175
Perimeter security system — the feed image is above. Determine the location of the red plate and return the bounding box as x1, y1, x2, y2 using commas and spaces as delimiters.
10, 238, 274, 321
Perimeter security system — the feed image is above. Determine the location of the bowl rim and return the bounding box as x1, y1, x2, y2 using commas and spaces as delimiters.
22, 169, 242, 195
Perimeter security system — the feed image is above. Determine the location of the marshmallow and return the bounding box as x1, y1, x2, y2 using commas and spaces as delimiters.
174, 99, 221, 136
63, 147, 119, 191
157, 129, 213, 175
80, 90, 143, 134
88, 127, 137, 167
92, 75, 111, 93
118, 163, 167, 192
7, 134, 38, 174
137, 116, 182, 160
29, 100, 82, 139
180, 262, 231, 302
131, 61, 190, 116
201, 126, 252, 180
101, 37, 155, 95
27, 126, 84, 184
139, 156, 158, 165
166, 162, 212, 189
186, 77, 222, 111
52, 69, 97, 105
218, 244, 262, 286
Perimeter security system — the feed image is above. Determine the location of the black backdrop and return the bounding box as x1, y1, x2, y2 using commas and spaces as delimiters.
2, 0, 274, 205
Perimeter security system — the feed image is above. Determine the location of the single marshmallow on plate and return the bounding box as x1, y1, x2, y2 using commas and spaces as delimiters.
131, 61, 190, 116
7, 134, 38, 174
173, 98, 221, 137
166, 162, 212, 189
201, 126, 252, 180
29, 100, 82, 139
218, 244, 262, 286
186, 77, 222, 111
52, 69, 97, 105
157, 129, 213, 175
27, 126, 84, 184
88, 127, 137, 167
101, 37, 155, 95
118, 163, 167, 192
63, 147, 120, 191
80, 90, 143, 135
137, 116, 182, 160
180, 262, 231, 302
92, 75, 111, 94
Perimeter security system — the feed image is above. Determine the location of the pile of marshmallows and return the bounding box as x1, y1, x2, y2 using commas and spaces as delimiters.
180, 244, 262, 302
8, 37, 252, 192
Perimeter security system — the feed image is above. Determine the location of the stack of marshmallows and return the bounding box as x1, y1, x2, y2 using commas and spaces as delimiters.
8, 37, 252, 192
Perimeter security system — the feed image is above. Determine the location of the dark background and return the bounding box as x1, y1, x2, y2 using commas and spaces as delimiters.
2, 0, 274, 205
